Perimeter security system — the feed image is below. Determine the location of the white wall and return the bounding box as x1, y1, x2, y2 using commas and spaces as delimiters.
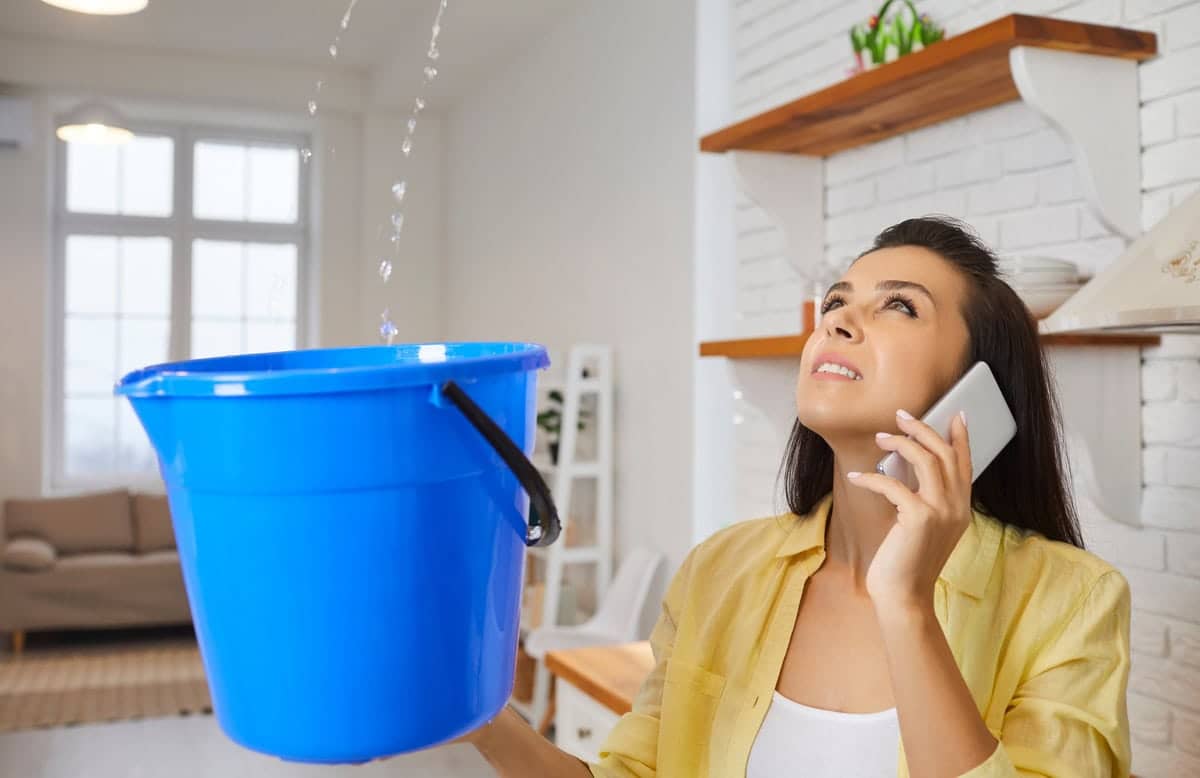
719, 1, 1200, 774
442, 0, 697, 571
0, 39, 444, 504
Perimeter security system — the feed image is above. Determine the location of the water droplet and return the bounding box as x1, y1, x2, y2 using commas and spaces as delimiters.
427, 45, 440, 60
407, 118, 417, 134
432, 23, 441, 39
378, 259, 393, 282
424, 65, 438, 81
732, 414, 745, 426
316, 79, 324, 92
402, 137, 412, 156
307, 100, 318, 116
414, 97, 426, 113
441, 0, 448, 9
340, 14, 350, 29
329, 43, 339, 58
391, 180, 407, 202
379, 312, 398, 343
300, 147, 313, 164
391, 212, 405, 232
389, 229, 403, 245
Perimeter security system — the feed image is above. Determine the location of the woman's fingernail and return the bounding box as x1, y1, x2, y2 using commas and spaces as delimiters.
875, 432, 891, 439
847, 471, 862, 479
896, 409, 914, 420
959, 410, 968, 427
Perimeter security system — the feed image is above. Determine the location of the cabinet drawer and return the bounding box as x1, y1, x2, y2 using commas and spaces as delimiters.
555, 679, 622, 764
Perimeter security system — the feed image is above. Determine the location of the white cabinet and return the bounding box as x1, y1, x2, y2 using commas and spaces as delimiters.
554, 679, 621, 764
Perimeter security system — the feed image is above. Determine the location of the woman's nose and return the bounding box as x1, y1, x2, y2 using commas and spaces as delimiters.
822, 308, 861, 341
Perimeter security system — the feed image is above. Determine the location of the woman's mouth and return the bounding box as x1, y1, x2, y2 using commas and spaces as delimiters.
813, 361, 863, 381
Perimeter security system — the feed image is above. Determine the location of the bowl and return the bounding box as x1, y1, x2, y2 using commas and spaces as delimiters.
1011, 283, 1082, 317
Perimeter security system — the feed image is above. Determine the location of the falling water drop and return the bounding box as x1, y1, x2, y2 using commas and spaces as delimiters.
407, 118, 417, 134
380, 319, 398, 343
391, 212, 405, 232
423, 65, 438, 81
300, 147, 313, 164
316, 79, 324, 92
307, 100, 318, 116
427, 45, 440, 60
414, 97, 426, 113
402, 137, 413, 156
379, 259, 393, 282
329, 43, 339, 58
391, 180, 407, 202
432, 23, 441, 40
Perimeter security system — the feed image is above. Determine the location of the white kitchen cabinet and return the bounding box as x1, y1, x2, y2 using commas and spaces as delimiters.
554, 678, 622, 764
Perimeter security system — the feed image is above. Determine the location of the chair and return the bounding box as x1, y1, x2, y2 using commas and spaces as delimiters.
525, 546, 665, 733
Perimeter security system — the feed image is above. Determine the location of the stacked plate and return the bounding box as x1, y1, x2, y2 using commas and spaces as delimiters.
997, 256, 1083, 317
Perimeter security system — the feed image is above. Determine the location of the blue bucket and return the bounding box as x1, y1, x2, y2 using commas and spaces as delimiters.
115, 343, 561, 763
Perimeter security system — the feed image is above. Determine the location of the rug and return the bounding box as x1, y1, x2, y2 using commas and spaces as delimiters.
0, 630, 211, 732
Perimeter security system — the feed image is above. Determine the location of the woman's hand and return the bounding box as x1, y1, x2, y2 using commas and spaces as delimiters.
848, 408, 973, 611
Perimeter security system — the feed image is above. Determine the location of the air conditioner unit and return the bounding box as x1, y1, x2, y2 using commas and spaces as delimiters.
0, 96, 34, 149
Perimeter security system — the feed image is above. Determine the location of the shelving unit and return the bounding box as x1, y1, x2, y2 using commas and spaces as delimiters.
699, 15, 1155, 158
512, 344, 614, 730
699, 13, 1158, 281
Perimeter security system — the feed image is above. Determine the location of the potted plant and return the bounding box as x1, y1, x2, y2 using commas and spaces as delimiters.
849, 0, 944, 74
537, 382, 593, 465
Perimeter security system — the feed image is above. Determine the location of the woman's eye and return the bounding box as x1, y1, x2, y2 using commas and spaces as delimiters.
820, 297, 843, 313
885, 296, 916, 316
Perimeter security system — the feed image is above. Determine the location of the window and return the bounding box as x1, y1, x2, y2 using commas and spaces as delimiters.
52, 123, 309, 489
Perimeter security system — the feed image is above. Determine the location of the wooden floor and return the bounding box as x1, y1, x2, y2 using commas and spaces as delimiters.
0, 714, 496, 778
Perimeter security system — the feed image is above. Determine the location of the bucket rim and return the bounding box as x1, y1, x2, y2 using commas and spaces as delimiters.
115, 342, 550, 398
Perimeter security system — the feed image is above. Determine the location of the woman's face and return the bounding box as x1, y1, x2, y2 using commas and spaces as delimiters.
796, 246, 972, 441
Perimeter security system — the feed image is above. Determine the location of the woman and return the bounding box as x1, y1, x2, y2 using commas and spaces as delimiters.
462, 216, 1132, 777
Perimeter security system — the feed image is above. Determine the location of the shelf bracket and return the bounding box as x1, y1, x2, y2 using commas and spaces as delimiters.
729, 150, 825, 280
1009, 45, 1142, 240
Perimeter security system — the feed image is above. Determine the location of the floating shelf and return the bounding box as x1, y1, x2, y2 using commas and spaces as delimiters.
703, 14, 1157, 249
699, 329, 1160, 359
700, 14, 1155, 157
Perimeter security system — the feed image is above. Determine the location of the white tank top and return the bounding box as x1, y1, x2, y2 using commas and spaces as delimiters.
746, 690, 900, 777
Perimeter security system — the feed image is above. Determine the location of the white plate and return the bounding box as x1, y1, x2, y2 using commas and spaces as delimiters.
999, 255, 1079, 271
1002, 268, 1078, 285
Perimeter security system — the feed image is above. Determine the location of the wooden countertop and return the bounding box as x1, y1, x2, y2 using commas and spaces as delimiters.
544, 641, 655, 716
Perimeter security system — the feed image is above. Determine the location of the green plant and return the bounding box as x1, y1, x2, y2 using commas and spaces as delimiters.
849, 0, 944, 73
537, 389, 593, 464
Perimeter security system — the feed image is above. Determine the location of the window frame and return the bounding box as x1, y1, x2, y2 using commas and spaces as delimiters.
48, 119, 312, 492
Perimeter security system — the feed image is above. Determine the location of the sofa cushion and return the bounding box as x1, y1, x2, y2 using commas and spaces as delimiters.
132, 493, 176, 553
2, 537, 57, 572
4, 490, 133, 554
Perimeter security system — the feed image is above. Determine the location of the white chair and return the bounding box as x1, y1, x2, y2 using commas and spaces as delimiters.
525, 546, 666, 733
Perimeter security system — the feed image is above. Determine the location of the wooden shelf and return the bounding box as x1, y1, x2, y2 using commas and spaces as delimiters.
699, 329, 1160, 359
699, 14, 1156, 157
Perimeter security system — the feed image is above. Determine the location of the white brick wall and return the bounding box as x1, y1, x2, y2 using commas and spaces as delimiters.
729, 1, 1200, 773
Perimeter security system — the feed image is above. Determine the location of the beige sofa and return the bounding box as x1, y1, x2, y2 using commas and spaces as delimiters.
0, 489, 192, 655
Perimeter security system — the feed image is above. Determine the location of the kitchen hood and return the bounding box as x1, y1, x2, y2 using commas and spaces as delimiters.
1040, 189, 1200, 335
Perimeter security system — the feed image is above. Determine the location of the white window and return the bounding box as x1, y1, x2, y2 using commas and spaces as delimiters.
51, 123, 310, 490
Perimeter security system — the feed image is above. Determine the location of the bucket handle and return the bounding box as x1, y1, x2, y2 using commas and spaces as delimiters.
440, 380, 561, 548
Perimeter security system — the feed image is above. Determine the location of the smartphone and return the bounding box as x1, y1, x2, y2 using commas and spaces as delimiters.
876, 361, 1016, 490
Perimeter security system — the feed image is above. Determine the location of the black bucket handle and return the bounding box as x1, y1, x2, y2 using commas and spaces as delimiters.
440, 380, 561, 548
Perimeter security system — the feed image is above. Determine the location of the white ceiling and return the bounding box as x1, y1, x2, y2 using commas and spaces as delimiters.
0, 0, 573, 106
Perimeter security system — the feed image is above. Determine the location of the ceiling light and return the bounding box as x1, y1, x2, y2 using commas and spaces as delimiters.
56, 101, 133, 144
40, 0, 148, 15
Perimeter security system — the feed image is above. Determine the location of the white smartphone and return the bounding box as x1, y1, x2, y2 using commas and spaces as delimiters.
876, 361, 1016, 490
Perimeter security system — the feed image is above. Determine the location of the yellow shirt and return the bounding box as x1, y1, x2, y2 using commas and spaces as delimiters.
588, 494, 1132, 778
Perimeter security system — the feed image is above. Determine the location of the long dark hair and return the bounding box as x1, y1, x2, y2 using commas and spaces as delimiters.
780, 215, 1085, 549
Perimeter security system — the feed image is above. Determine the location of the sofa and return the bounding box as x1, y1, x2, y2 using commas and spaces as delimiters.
0, 489, 192, 655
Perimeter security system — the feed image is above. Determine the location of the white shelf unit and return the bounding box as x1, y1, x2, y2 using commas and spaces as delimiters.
514, 343, 614, 731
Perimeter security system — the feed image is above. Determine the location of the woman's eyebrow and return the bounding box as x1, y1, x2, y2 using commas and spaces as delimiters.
824, 280, 934, 301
